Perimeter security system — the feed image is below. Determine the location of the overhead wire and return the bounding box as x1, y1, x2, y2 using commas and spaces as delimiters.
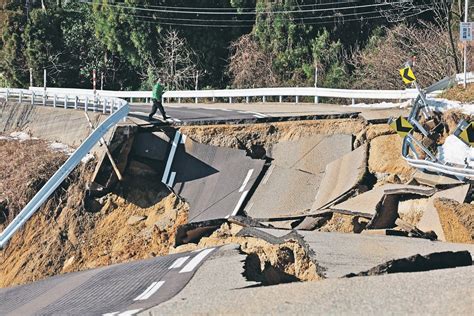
83, 1, 423, 15
119, 3, 434, 24
109, 0, 363, 11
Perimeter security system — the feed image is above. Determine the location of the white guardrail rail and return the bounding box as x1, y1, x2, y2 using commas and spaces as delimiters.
29, 72, 473, 105
0, 88, 130, 249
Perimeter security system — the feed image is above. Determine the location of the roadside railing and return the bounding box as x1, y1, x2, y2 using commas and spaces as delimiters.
28, 71, 473, 105
0, 88, 122, 114
0, 88, 130, 249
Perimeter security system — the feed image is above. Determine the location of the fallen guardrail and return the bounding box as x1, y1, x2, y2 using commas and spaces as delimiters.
0, 89, 130, 249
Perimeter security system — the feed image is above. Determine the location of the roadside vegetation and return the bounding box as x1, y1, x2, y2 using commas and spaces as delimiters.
0, 0, 470, 91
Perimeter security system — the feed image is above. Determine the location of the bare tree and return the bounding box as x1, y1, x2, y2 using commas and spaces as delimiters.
228, 34, 277, 88
351, 23, 462, 89
379, 0, 462, 72
155, 30, 199, 90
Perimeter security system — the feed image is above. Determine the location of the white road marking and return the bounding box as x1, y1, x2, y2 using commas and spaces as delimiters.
167, 171, 176, 187
161, 131, 181, 185
117, 309, 143, 316
245, 202, 254, 212
168, 256, 190, 269
253, 114, 266, 118
262, 164, 275, 184
239, 169, 254, 192
134, 281, 165, 301
232, 190, 249, 216
221, 109, 233, 112
103, 313, 119, 316
180, 134, 187, 144
179, 248, 215, 273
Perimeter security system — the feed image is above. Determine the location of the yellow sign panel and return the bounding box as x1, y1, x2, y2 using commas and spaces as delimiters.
399, 66, 416, 84
458, 122, 474, 147
389, 116, 414, 138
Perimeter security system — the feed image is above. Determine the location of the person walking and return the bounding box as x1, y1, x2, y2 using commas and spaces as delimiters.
149, 79, 168, 121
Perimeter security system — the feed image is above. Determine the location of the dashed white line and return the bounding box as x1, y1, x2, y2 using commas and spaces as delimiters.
161, 131, 181, 185
103, 313, 118, 316
118, 309, 143, 316
179, 248, 215, 273
232, 190, 249, 216
168, 256, 190, 269
180, 134, 187, 144
134, 281, 165, 301
239, 169, 254, 192
262, 164, 275, 184
167, 171, 176, 187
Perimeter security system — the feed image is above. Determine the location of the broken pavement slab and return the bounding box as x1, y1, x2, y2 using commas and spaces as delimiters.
246, 134, 353, 218
280, 228, 474, 278
328, 184, 436, 229
409, 170, 463, 188
163, 131, 265, 222
417, 184, 470, 242
311, 143, 368, 211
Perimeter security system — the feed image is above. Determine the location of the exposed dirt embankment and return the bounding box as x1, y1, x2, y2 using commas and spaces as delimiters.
180, 119, 365, 157
0, 139, 188, 288
0, 137, 67, 225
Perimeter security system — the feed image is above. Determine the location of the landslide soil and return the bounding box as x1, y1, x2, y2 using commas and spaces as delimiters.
0, 139, 188, 288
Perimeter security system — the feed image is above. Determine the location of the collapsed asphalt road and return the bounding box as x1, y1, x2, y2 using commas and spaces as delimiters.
0, 248, 217, 316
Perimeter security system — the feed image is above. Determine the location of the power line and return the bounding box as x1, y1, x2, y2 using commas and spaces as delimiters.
123, 3, 433, 24
84, 1, 423, 16
109, 0, 363, 11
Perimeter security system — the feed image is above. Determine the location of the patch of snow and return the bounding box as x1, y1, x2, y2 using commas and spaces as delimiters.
345, 100, 411, 109
437, 135, 474, 166
81, 153, 95, 164
427, 97, 474, 115
49, 142, 72, 153
9, 131, 37, 141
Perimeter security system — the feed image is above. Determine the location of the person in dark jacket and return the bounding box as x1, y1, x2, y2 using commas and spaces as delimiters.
149, 79, 168, 120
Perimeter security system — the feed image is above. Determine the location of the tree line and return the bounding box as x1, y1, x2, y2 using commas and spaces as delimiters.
0, 0, 469, 91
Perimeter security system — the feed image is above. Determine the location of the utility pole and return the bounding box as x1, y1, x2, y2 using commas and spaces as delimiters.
463, 0, 469, 88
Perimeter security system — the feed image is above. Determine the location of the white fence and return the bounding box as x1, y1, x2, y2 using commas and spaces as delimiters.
0, 89, 130, 249
28, 71, 474, 105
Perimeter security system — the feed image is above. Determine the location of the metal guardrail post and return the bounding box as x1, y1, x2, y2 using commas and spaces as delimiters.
42, 93, 46, 106
64, 95, 67, 109
212, 97, 215, 103
178, 97, 181, 104
53, 95, 57, 108
74, 96, 78, 109
85, 96, 89, 111
279, 96, 282, 103
296, 96, 299, 104
103, 98, 107, 114
315, 96, 319, 104
195, 97, 198, 104
263, 96, 266, 103
19, 90, 23, 103
246, 96, 249, 103
31, 92, 35, 105
229, 97, 233, 104
352, 98, 355, 105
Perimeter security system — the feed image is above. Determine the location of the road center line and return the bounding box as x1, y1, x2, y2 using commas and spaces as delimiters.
118, 309, 143, 316
168, 256, 190, 269
134, 281, 165, 301
232, 190, 249, 216
161, 131, 181, 185
262, 164, 275, 184
239, 169, 254, 192
167, 171, 177, 187
179, 248, 215, 273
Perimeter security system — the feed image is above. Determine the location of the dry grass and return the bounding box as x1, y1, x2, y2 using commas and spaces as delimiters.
438, 83, 474, 103
0, 137, 67, 224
